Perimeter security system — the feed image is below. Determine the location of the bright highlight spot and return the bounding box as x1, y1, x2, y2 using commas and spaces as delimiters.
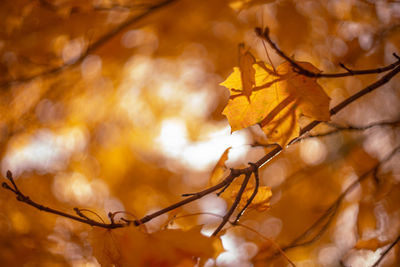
300, 138, 327, 165
2, 127, 87, 177
52, 172, 110, 206
157, 118, 189, 158
81, 55, 102, 80
62, 38, 84, 64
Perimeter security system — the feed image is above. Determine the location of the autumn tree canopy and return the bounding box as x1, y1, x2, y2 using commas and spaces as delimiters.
1, 0, 400, 266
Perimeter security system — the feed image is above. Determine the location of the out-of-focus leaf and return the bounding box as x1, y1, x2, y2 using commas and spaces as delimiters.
357, 201, 377, 238
90, 226, 223, 266
221, 59, 330, 146
355, 238, 391, 251
209, 147, 231, 186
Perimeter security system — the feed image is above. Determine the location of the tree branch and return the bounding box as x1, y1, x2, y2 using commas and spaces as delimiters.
371, 235, 400, 267
2, 30, 400, 238
255, 27, 400, 78
2, 171, 124, 229
233, 163, 260, 224
304, 119, 400, 139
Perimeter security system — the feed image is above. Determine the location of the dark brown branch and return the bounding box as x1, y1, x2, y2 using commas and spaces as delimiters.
329, 65, 400, 115
371, 235, 400, 267
305, 119, 400, 139
212, 172, 252, 236
255, 27, 400, 78
0, 0, 177, 89
2, 171, 123, 229
287, 64, 400, 145
233, 163, 260, 223
133, 168, 243, 226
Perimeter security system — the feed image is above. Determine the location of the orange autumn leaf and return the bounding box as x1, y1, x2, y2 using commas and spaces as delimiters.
209, 147, 231, 186
90, 226, 222, 267
221, 58, 330, 146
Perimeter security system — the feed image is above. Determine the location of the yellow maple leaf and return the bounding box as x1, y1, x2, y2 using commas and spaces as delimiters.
221, 59, 330, 146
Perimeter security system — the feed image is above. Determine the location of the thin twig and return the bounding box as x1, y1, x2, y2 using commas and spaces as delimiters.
74, 208, 106, 223
255, 27, 400, 78
289, 64, 400, 144
237, 222, 296, 267
133, 168, 243, 226
169, 211, 296, 266
2, 172, 123, 229
212, 172, 252, 236
233, 163, 260, 223
305, 119, 400, 139
371, 235, 400, 267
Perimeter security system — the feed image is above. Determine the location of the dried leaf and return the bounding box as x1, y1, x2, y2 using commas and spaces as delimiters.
90, 226, 222, 267
209, 147, 231, 186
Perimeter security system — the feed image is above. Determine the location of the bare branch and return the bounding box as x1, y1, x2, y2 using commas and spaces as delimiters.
304, 119, 400, 139
233, 163, 260, 224
371, 235, 400, 267
2, 171, 123, 229
212, 172, 251, 236
133, 168, 243, 226
255, 27, 400, 78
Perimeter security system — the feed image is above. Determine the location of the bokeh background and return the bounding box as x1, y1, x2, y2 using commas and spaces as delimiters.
0, 0, 399, 266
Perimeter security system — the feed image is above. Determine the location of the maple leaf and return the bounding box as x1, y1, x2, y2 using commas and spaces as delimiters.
221, 59, 330, 146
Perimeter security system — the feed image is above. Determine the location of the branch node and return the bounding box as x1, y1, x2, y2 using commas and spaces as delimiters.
339, 62, 354, 74
216, 183, 230, 196
108, 212, 115, 224
393, 53, 400, 60
2, 182, 13, 191
74, 208, 90, 221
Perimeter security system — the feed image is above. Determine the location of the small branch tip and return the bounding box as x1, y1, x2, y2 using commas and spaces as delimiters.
2, 182, 12, 190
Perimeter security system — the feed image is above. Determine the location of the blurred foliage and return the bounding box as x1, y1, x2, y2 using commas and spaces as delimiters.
0, 0, 399, 266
